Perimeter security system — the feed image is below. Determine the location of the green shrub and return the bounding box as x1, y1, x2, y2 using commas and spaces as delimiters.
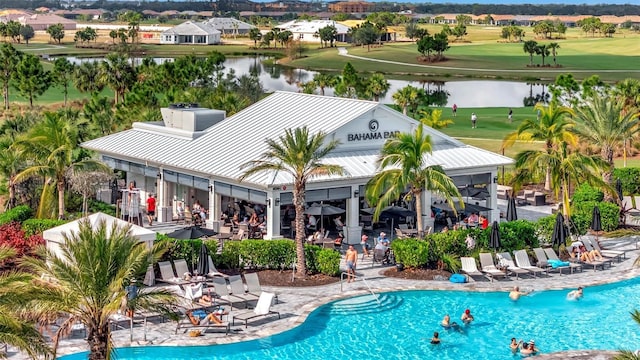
0, 206, 33, 226
391, 238, 431, 267
316, 248, 341, 276
573, 201, 619, 233
499, 220, 538, 250
429, 231, 469, 258
535, 215, 556, 244
22, 219, 67, 237
88, 199, 117, 216
613, 167, 640, 195
239, 240, 295, 270
571, 184, 603, 203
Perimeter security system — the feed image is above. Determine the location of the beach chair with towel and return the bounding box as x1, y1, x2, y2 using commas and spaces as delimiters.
543, 248, 582, 274
232, 292, 280, 328
533, 247, 568, 275
496, 252, 529, 279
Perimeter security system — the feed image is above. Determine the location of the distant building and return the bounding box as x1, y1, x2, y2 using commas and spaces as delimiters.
204, 17, 256, 36
2, 13, 77, 30
276, 19, 350, 42
160, 21, 221, 45
328, 1, 375, 13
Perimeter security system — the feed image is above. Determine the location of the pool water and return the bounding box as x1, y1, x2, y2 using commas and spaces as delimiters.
62, 277, 640, 360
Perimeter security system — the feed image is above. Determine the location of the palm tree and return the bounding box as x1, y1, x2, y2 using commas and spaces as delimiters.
21, 220, 178, 360
73, 61, 105, 95
0, 43, 22, 110
12, 112, 108, 219
393, 85, 420, 116
548, 42, 560, 66
365, 72, 390, 102
419, 108, 453, 129
0, 246, 51, 359
573, 93, 640, 186
512, 141, 608, 219
502, 102, 577, 191
366, 124, 461, 236
615, 310, 640, 360
239, 127, 346, 277
99, 53, 135, 104
312, 73, 334, 96
523, 40, 538, 66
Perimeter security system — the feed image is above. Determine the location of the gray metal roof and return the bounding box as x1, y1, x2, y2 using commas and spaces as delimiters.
82, 91, 513, 188
204, 17, 256, 31
162, 21, 221, 36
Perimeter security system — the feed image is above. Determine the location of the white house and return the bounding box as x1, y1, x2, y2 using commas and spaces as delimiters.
276, 20, 350, 42
82, 92, 512, 242
160, 21, 221, 45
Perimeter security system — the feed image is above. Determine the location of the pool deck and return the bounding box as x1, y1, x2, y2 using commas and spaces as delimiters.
6, 233, 640, 359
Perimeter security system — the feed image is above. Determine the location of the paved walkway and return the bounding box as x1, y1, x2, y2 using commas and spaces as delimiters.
6, 234, 639, 359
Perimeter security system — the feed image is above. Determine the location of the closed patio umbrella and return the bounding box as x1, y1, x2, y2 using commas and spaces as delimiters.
506, 195, 518, 222
196, 243, 209, 276
551, 213, 568, 250
616, 179, 623, 202
489, 221, 501, 249
590, 206, 602, 241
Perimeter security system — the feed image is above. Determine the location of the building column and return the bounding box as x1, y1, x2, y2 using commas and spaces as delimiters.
156, 171, 168, 223
487, 171, 500, 223
422, 190, 434, 233
345, 186, 362, 244
265, 191, 282, 240
206, 182, 216, 231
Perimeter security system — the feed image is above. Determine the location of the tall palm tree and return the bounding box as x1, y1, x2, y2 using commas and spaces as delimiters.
0, 43, 22, 110
548, 42, 560, 66
21, 220, 178, 360
99, 53, 135, 104
573, 93, 640, 186
73, 61, 105, 95
512, 141, 608, 218
366, 124, 461, 236
12, 112, 108, 219
0, 246, 51, 359
239, 127, 346, 277
365, 72, 390, 102
502, 102, 577, 191
393, 85, 420, 116
523, 40, 538, 66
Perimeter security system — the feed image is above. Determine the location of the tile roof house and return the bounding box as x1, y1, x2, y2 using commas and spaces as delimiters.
160, 21, 221, 45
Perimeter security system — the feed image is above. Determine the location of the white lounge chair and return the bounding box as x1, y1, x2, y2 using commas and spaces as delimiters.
543, 248, 582, 274
514, 250, 547, 277
478, 253, 507, 282
460, 257, 484, 281
232, 292, 280, 328
496, 252, 529, 279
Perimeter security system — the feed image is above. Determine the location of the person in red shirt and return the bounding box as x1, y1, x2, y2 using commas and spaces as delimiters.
479, 215, 489, 229
146, 194, 156, 226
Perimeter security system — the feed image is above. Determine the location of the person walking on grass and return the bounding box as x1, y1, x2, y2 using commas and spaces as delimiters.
471, 113, 477, 128
508, 108, 513, 123
452, 103, 458, 117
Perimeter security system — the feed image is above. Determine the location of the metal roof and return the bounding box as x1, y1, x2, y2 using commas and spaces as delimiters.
82, 91, 513, 189
204, 17, 256, 31
162, 21, 221, 36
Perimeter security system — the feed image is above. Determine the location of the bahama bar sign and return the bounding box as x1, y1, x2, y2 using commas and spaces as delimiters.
347, 120, 400, 142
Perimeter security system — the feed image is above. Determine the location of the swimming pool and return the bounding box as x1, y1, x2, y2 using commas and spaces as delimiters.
61, 276, 640, 360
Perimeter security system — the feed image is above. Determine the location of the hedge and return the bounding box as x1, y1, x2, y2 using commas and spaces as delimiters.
613, 167, 640, 195
572, 201, 619, 234
0, 206, 33, 226
156, 236, 340, 276
22, 219, 68, 237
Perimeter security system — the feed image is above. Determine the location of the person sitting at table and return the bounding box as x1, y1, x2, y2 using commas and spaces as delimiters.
176, 202, 185, 220
249, 213, 260, 227
231, 213, 240, 227
333, 215, 345, 231
193, 200, 207, 220
479, 215, 489, 229
465, 212, 479, 226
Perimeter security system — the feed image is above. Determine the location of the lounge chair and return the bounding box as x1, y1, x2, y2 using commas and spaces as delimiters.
460, 257, 484, 281
478, 253, 507, 282
585, 238, 625, 262
533, 247, 564, 275
210, 277, 249, 309
579, 240, 613, 269
175, 308, 230, 335
496, 252, 529, 279
157, 261, 188, 285
232, 292, 280, 328
174, 259, 191, 278
514, 250, 547, 277
543, 248, 582, 274
228, 275, 260, 303
206, 255, 228, 278
244, 272, 271, 299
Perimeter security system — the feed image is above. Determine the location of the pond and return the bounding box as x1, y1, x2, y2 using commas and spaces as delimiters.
57, 56, 549, 108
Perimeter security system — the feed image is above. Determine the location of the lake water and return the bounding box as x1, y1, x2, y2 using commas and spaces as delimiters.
59, 56, 548, 108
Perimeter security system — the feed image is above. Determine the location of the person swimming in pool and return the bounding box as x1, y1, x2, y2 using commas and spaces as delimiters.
441, 314, 459, 329
567, 286, 584, 301
510, 338, 521, 353
509, 286, 529, 301
430, 331, 441, 344
461, 309, 474, 324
